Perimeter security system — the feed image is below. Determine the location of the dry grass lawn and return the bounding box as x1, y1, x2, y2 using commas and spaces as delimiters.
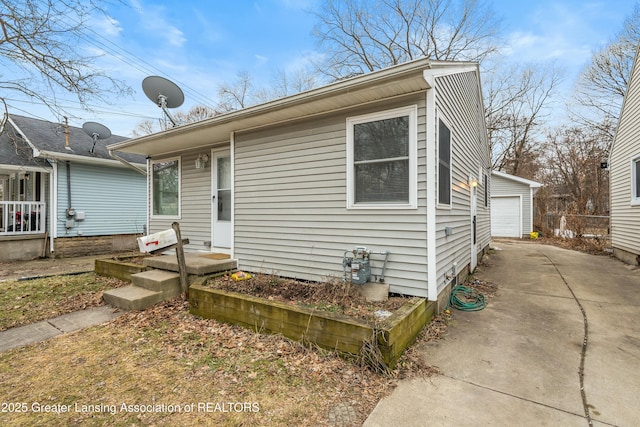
0, 270, 452, 426
0, 296, 447, 426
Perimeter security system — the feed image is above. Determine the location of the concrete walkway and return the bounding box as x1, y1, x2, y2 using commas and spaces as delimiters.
364, 240, 640, 427
0, 306, 122, 353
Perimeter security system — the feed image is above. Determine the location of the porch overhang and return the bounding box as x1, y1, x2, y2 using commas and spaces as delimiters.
107, 59, 481, 158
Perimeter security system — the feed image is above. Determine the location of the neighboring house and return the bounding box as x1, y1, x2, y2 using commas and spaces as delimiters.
490, 171, 542, 238
610, 44, 640, 266
108, 58, 492, 305
0, 113, 147, 261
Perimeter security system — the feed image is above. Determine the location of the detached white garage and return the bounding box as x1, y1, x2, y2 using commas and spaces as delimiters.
491, 171, 542, 238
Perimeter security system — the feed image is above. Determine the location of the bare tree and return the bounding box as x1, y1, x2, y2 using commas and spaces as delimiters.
132, 105, 219, 136
486, 62, 562, 176
311, 0, 502, 79
217, 71, 254, 112
571, 4, 640, 144
263, 67, 320, 100
542, 126, 610, 215
0, 0, 130, 115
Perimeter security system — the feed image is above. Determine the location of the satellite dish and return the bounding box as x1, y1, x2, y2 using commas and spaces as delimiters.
142, 76, 184, 127
82, 121, 112, 154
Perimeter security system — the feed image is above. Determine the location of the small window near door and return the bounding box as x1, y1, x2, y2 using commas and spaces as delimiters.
152, 158, 180, 217
438, 118, 451, 206
633, 157, 640, 202
484, 173, 488, 207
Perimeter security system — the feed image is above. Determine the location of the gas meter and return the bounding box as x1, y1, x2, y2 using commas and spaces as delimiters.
343, 246, 389, 285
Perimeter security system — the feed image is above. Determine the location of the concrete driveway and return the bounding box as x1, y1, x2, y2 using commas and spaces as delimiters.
364, 240, 640, 427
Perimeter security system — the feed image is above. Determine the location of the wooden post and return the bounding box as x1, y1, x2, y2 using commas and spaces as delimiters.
172, 222, 189, 300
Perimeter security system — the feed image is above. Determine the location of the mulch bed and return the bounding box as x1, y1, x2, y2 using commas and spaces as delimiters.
204, 274, 412, 323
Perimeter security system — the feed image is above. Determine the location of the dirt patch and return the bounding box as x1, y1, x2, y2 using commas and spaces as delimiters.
0, 252, 138, 282
205, 274, 410, 323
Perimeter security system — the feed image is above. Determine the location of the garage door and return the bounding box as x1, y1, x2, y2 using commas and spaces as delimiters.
491, 196, 521, 237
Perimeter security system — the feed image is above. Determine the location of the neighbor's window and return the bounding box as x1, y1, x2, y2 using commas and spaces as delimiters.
634, 157, 640, 201
484, 173, 488, 207
152, 158, 180, 217
438, 118, 451, 206
347, 106, 417, 208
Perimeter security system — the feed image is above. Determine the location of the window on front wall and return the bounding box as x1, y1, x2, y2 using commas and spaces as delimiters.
152, 158, 180, 217
438, 118, 451, 206
347, 106, 417, 208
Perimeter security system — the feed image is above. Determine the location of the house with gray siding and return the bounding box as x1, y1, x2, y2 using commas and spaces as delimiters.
108, 58, 492, 304
0, 113, 146, 261
609, 44, 640, 266
490, 171, 541, 238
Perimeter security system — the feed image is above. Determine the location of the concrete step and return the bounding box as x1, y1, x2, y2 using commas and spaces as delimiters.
143, 253, 238, 275
103, 285, 165, 311
131, 269, 181, 297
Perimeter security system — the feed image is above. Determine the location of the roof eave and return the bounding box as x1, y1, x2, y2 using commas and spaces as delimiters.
109, 58, 470, 156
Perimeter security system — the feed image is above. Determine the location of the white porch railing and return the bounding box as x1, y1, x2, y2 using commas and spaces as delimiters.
0, 201, 47, 236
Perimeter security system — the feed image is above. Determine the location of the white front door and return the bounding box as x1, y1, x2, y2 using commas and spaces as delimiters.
212, 150, 231, 249
470, 184, 478, 272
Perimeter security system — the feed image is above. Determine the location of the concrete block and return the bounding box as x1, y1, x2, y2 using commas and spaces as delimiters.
143, 254, 238, 275
103, 285, 164, 311
355, 282, 390, 302
131, 269, 180, 296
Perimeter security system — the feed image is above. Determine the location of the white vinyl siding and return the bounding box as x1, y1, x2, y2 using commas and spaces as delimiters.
433, 71, 492, 294
610, 46, 640, 258
234, 95, 429, 297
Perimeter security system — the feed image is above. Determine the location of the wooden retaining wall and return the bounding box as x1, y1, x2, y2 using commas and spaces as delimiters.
189, 284, 434, 368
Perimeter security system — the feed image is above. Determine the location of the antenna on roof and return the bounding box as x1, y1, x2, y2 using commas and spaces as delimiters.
82, 121, 111, 154
142, 76, 184, 127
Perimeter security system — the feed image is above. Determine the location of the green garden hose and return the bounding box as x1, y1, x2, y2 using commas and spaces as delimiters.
448, 284, 486, 311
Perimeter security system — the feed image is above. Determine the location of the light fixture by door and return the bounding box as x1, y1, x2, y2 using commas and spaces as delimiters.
195, 154, 209, 169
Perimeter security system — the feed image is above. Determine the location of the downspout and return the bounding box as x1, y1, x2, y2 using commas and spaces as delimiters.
146, 157, 150, 236
109, 149, 147, 176
423, 70, 438, 302
66, 161, 72, 216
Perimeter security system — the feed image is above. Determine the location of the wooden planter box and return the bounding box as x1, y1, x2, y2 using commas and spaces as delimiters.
189, 284, 434, 369
95, 256, 149, 282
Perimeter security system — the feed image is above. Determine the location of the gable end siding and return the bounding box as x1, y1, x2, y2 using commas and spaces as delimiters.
434, 71, 491, 293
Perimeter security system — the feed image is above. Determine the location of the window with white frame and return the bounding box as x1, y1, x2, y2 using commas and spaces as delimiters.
438, 118, 451, 206
152, 158, 180, 217
347, 106, 417, 208
634, 157, 640, 202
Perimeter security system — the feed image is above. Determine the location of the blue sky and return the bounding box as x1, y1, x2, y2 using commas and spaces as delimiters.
5, 0, 637, 137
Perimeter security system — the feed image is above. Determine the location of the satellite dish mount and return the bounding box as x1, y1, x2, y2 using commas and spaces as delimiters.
82, 122, 112, 154
142, 76, 185, 127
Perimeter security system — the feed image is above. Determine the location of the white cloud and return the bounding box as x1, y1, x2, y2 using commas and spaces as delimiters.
90, 15, 123, 37
132, 1, 187, 48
